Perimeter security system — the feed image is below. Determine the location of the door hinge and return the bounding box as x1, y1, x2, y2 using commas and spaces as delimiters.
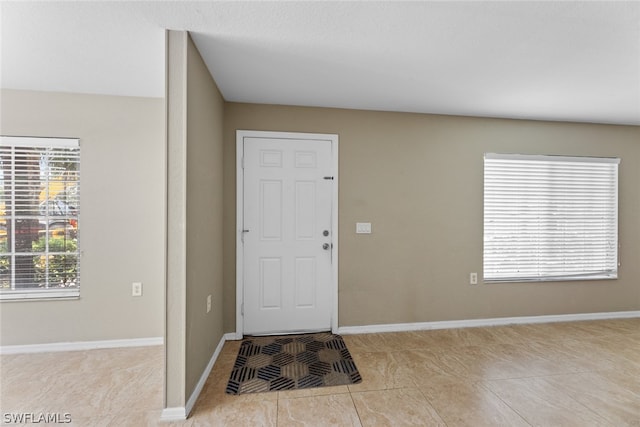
323, 176, 334, 180
241, 157, 245, 169
241, 303, 244, 315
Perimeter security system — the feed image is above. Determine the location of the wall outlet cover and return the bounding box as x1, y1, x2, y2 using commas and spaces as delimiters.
132, 282, 143, 297
356, 222, 372, 234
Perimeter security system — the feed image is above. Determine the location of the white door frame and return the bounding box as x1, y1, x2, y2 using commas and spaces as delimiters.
235, 130, 339, 339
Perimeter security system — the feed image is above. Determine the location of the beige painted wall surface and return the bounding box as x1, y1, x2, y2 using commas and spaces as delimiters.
224, 103, 640, 330
0, 89, 165, 345
184, 34, 225, 400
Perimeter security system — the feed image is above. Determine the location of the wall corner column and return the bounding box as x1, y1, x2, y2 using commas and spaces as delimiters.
163, 29, 189, 417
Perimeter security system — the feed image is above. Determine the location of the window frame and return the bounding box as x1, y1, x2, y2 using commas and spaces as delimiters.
483, 152, 619, 283
0, 136, 80, 301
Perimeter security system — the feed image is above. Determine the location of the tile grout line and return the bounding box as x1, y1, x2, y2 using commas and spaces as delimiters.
478, 380, 534, 427
414, 383, 450, 426
347, 387, 365, 427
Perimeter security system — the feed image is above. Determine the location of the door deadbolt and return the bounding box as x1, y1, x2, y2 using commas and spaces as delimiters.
323, 230, 329, 236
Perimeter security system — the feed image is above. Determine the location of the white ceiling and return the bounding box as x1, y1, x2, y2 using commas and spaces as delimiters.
2, 1, 639, 125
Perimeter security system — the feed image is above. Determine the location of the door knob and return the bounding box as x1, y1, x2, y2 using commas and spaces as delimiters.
322, 243, 330, 250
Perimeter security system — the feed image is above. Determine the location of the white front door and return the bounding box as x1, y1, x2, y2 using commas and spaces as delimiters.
239, 131, 337, 335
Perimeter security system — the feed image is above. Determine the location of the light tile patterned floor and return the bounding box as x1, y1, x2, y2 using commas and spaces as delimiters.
2, 319, 640, 426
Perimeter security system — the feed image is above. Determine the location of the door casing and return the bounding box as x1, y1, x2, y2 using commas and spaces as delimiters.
235, 130, 339, 338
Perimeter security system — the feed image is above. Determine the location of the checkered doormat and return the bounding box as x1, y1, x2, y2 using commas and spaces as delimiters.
225, 333, 362, 394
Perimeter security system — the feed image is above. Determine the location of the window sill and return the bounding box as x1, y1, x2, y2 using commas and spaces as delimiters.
0, 288, 80, 301
484, 275, 617, 284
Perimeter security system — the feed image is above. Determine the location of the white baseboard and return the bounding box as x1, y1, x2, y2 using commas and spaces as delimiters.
160, 332, 234, 422
337, 310, 640, 335
159, 407, 187, 422
0, 336, 163, 355
225, 332, 240, 341
183, 332, 235, 418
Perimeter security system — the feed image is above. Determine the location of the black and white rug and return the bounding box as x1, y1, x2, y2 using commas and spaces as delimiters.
225, 332, 362, 395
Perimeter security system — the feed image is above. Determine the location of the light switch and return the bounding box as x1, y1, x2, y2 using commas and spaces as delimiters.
356, 222, 372, 234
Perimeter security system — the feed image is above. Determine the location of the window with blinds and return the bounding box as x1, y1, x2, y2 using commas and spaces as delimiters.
483, 153, 619, 283
0, 136, 80, 300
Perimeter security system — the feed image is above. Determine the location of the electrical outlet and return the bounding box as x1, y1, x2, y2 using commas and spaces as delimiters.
132, 282, 143, 297
207, 295, 212, 313
469, 273, 478, 285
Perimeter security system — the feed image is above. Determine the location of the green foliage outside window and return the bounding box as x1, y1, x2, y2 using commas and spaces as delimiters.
32, 236, 78, 288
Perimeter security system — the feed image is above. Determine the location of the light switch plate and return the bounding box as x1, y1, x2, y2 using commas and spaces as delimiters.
356, 222, 372, 234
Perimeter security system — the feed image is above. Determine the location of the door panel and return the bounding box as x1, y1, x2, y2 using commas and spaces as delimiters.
295, 257, 316, 308
260, 180, 283, 240
295, 181, 316, 239
243, 137, 333, 335
259, 257, 282, 309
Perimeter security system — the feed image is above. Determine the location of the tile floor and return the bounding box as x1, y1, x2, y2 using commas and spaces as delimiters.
1, 319, 639, 426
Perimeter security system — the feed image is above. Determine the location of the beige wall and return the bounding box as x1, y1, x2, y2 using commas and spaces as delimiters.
224, 103, 640, 330
185, 34, 225, 401
0, 89, 165, 345
165, 30, 225, 410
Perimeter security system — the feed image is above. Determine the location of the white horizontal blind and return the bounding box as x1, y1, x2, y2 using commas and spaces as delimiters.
483, 153, 619, 282
0, 136, 80, 300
